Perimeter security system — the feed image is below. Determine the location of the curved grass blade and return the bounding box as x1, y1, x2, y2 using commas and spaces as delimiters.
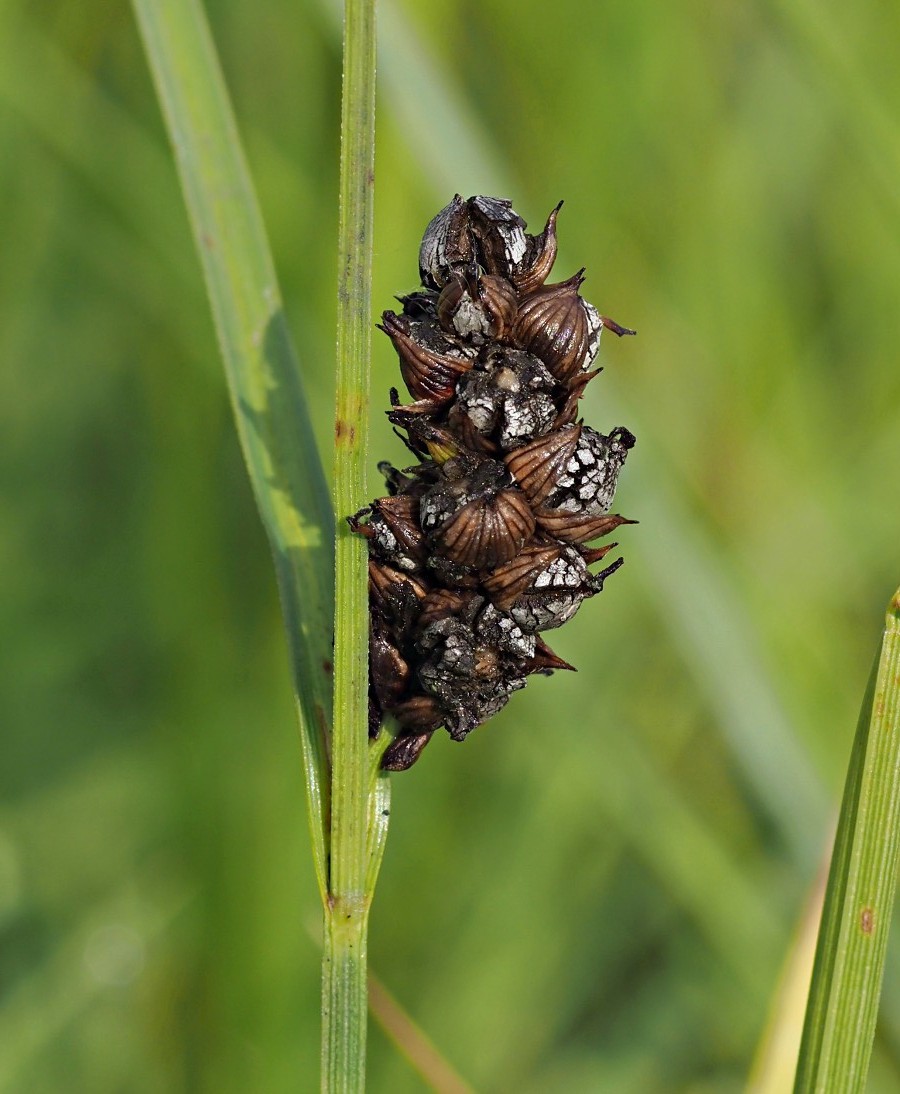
794, 588, 900, 1092
368, 971, 475, 1094
749, 851, 829, 1092
131, 0, 334, 899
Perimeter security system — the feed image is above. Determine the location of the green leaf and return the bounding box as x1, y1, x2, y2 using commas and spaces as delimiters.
794, 589, 900, 1092
132, 0, 334, 900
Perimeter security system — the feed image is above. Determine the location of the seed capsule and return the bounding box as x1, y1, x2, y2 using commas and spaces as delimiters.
440, 687, 519, 741
482, 545, 562, 610
382, 729, 437, 771
420, 459, 535, 569
349, 493, 426, 572
475, 602, 536, 661
444, 402, 500, 456
513, 272, 602, 383
379, 311, 473, 405
418, 194, 475, 290
428, 488, 535, 569
417, 587, 475, 630
486, 544, 600, 632
504, 424, 583, 506
389, 693, 444, 730
424, 554, 483, 590
541, 426, 636, 516
437, 271, 518, 342
415, 614, 526, 741
467, 196, 529, 279
386, 409, 463, 466
368, 560, 429, 635
512, 201, 562, 294
369, 619, 410, 712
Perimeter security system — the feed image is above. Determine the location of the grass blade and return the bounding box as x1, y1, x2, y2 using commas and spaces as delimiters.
131, 0, 334, 898
794, 588, 900, 1091
749, 851, 829, 1092
368, 971, 475, 1094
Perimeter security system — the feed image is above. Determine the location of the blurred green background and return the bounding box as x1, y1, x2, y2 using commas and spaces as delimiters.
2, 0, 899, 1089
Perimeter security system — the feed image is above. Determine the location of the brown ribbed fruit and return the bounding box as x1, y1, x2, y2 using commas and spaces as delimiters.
418, 194, 475, 290
504, 424, 582, 506
511, 201, 562, 294
467, 196, 528, 280
437, 271, 518, 342
431, 488, 535, 569
481, 545, 561, 611
369, 624, 410, 710
512, 272, 601, 383
361, 493, 426, 571
368, 561, 430, 623
379, 311, 472, 404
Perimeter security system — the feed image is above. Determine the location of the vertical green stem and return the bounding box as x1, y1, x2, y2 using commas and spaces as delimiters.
323, 0, 377, 1089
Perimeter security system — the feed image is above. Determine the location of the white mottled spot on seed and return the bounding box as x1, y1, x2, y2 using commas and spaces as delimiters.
453, 295, 490, 337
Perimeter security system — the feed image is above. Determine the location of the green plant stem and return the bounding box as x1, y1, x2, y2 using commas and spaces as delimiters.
323, 0, 378, 1089
794, 588, 900, 1092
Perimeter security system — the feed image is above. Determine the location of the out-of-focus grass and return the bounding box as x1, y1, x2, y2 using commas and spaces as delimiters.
2, 0, 900, 1090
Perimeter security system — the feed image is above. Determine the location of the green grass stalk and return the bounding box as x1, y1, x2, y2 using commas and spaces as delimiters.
323, 0, 379, 1088
134, 0, 389, 1083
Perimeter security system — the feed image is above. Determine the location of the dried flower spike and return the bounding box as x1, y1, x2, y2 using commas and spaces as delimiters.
355, 196, 637, 769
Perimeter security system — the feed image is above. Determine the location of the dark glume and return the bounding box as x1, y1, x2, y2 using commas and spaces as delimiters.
352, 195, 637, 771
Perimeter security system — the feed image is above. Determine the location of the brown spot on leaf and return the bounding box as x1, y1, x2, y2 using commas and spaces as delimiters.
335, 419, 356, 443
323, 659, 333, 675
861, 906, 875, 934
335, 393, 367, 446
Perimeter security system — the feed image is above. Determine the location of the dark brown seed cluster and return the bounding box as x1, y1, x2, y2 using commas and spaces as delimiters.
351, 195, 636, 771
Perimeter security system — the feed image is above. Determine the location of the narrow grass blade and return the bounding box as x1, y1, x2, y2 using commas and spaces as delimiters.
794, 589, 900, 1092
766, 0, 900, 225
365, 751, 392, 898
368, 972, 476, 1094
131, 0, 334, 898
749, 847, 830, 1092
